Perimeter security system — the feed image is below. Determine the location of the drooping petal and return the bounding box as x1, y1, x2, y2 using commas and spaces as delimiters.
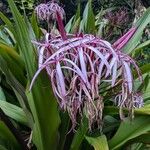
63, 58, 87, 83
38, 46, 46, 68
30, 60, 55, 90
56, 62, 66, 97
98, 53, 110, 80
112, 61, 118, 86
84, 44, 111, 73
122, 61, 133, 93
78, 47, 91, 88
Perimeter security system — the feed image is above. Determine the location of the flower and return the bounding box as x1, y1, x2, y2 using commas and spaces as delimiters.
31, 1, 143, 130
35, 3, 50, 21
30, 34, 118, 129
35, 1, 65, 21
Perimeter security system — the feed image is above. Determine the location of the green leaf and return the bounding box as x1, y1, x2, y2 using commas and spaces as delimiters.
4, 28, 16, 44
143, 82, 150, 100
71, 3, 81, 33
0, 87, 6, 101
70, 117, 88, 150
74, 2, 80, 22
85, 135, 109, 150
65, 16, 74, 33
65, 3, 80, 33
103, 116, 120, 134
31, 13, 40, 39
134, 105, 150, 115
123, 8, 150, 53
0, 29, 12, 45
0, 145, 8, 150
0, 42, 23, 66
104, 105, 150, 116
8, 1, 60, 150
58, 112, 70, 150
0, 121, 21, 150
71, 18, 81, 34
128, 133, 150, 144
0, 100, 28, 126
133, 39, 150, 55
82, 0, 96, 34
123, 134, 150, 150
130, 143, 144, 150
0, 12, 14, 33
134, 64, 150, 79
0, 56, 33, 127
0, 42, 25, 84
108, 116, 150, 150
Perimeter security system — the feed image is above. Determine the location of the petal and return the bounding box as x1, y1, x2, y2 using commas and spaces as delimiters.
63, 58, 86, 83
78, 47, 91, 88
112, 61, 118, 86
29, 61, 54, 90
56, 62, 66, 96
123, 61, 133, 93
84, 44, 111, 73
98, 53, 110, 79
38, 46, 45, 68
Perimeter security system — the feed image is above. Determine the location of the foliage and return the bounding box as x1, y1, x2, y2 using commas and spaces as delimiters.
0, 0, 149, 150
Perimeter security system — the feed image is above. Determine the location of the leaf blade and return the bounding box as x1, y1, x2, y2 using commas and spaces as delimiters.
85, 135, 109, 150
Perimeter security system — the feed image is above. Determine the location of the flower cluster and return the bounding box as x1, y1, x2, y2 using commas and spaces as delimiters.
31, 2, 143, 129
35, 1, 65, 21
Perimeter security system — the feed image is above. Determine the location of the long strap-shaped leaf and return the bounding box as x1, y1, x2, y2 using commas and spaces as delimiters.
82, 0, 96, 34
0, 56, 33, 127
0, 108, 29, 150
0, 100, 28, 126
85, 135, 109, 150
0, 121, 21, 150
108, 116, 150, 150
7, 0, 60, 150
122, 8, 150, 54
70, 117, 88, 150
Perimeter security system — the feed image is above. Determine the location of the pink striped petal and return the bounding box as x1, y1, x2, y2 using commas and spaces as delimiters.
123, 61, 133, 93
56, 62, 66, 97
84, 44, 111, 73
112, 61, 118, 86
38, 46, 45, 68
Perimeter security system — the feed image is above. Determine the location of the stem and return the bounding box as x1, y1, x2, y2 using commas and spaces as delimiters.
56, 12, 67, 40
0, 108, 29, 150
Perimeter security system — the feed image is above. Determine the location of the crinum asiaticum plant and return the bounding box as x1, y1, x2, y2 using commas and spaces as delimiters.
31, 1, 143, 130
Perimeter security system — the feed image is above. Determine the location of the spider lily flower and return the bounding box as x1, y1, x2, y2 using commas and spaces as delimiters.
132, 93, 143, 108
35, 2, 65, 21
35, 3, 50, 21
115, 85, 143, 109
35, 1, 66, 39
30, 33, 119, 128
31, 1, 143, 129
112, 51, 143, 118
115, 89, 143, 117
